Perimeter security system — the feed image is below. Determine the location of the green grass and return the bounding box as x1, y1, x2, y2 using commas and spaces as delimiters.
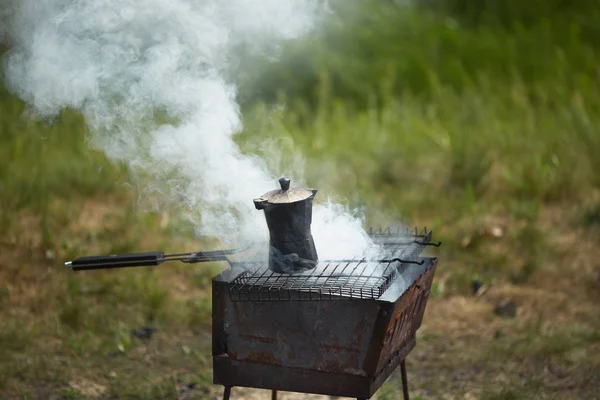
242, 70, 599, 208
2, 1, 600, 398
240, 0, 600, 111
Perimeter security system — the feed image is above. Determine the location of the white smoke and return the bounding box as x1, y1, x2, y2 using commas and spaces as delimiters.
2, 0, 376, 259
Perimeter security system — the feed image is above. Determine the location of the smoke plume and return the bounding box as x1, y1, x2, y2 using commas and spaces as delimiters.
2, 0, 376, 259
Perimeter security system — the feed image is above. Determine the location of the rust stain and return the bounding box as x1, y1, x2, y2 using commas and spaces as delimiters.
239, 334, 279, 343
317, 339, 361, 371
229, 351, 238, 360
353, 318, 367, 341
320, 342, 359, 353
244, 351, 281, 365
289, 328, 309, 337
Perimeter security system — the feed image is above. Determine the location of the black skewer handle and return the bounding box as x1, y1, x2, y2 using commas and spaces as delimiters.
68, 252, 164, 271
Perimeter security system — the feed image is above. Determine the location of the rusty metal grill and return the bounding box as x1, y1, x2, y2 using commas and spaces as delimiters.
228, 261, 396, 301
228, 227, 437, 302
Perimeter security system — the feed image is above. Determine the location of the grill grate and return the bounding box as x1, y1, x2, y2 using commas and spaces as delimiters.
228, 227, 433, 302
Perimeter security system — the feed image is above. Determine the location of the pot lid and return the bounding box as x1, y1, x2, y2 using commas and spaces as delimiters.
254, 177, 317, 207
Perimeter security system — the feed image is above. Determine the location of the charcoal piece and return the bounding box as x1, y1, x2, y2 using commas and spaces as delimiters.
131, 326, 156, 339
472, 279, 482, 294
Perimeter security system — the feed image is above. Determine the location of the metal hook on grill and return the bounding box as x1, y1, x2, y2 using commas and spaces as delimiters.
381, 258, 425, 265
415, 240, 442, 247
379, 240, 442, 247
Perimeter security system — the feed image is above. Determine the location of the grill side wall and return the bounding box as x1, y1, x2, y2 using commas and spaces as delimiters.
213, 292, 380, 375
366, 260, 437, 385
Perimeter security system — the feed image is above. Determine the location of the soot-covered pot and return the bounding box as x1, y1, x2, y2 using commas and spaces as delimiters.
254, 177, 318, 274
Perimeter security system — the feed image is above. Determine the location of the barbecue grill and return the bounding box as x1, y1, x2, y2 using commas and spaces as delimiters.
213, 226, 438, 400
65, 179, 440, 400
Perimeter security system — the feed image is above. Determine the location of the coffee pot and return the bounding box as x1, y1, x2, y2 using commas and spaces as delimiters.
254, 177, 318, 274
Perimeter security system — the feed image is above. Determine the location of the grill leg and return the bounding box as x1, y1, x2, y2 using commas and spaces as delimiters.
272, 389, 277, 400
401, 359, 409, 400
222, 386, 232, 400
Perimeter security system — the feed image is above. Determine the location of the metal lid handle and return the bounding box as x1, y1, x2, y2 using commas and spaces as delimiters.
279, 177, 291, 191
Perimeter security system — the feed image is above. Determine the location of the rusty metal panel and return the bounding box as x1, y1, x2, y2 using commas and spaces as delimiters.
221, 297, 380, 375
213, 268, 246, 356
372, 261, 437, 376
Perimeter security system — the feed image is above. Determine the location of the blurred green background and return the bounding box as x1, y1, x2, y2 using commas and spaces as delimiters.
1, 0, 599, 399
